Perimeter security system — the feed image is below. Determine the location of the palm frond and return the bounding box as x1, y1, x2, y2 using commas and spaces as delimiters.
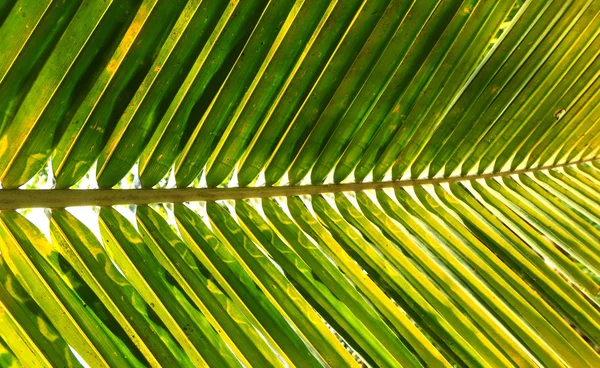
1, 0, 600, 366
2, 163, 600, 366
1, 0, 597, 189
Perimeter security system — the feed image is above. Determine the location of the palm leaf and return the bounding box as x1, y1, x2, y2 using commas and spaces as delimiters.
1, 0, 600, 366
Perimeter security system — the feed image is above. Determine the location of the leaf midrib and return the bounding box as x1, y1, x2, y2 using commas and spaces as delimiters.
0, 157, 596, 210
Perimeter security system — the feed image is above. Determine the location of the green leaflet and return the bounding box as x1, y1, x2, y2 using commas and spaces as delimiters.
391, 0, 515, 180
99, 206, 238, 367
445, 0, 575, 177
173, 0, 299, 188
0, 0, 83, 138
235, 199, 363, 367
236, 0, 366, 187
334, 192, 480, 366
534, 169, 600, 225
355, 190, 506, 367
204, 0, 338, 188
206, 202, 326, 366
138, 0, 246, 188
463, 0, 595, 176
496, 4, 600, 172
174, 203, 323, 367
263, 197, 403, 367
291, 197, 425, 366
291, 196, 433, 367
457, 181, 600, 351
0, 0, 52, 83
51, 208, 192, 367
1, 1, 598, 189
332, 0, 464, 184
263, 0, 395, 186
358, 0, 511, 181
0, 255, 78, 367
0, 334, 22, 368
310, 195, 451, 367
52, 0, 188, 189
0, 0, 139, 188
95, 0, 227, 188
0, 210, 138, 367
407, 186, 583, 366
286, 0, 418, 185
0, 0, 598, 190
136, 204, 285, 367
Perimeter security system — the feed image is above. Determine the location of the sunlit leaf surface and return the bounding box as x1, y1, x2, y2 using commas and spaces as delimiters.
1, 0, 600, 366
